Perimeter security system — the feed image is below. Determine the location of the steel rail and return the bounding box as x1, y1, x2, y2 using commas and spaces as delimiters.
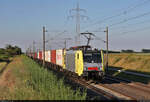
33, 58, 137, 100
68, 77, 118, 100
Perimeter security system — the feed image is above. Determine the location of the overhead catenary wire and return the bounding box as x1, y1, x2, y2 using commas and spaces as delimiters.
91, 10, 150, 32
94, 36, 106, 43
109, 25, 150, 39
81, 0, 150, 31
109, 11, 150, 28
121, 26, 150, 35
109, 18, 150, 30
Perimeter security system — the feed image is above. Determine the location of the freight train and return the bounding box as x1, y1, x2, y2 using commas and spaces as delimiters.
27, 46, 105, 80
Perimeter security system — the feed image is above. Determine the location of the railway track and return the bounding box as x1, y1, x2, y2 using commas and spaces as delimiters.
66, 75, 138, 100
68, 77, 117, 100
103, 75, 150, 100
66, 74, 150, 100
34, 58, 150, 101
48, 67, 137, 100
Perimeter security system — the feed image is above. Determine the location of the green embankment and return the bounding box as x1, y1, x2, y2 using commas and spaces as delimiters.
108, 53, 150, 73
0, 54, 9, 61
107, 70, 150, 83
106, 53, 150, 83
0, 62, 7, 71
0, 55, 86, 100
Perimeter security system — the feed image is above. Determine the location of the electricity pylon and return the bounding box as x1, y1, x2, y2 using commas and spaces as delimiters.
68, 2, 88, 46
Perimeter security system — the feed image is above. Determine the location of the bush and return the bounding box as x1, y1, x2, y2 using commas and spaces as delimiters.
0, 44, 22, 61
121, 49, 134, 53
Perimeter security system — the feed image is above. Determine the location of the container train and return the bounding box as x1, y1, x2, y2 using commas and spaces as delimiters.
27, 46, 105, 80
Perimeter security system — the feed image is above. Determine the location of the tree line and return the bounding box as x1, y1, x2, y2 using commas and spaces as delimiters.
121, 49, 150, 53
0, 44, 22, 61
103, 49, 150, 53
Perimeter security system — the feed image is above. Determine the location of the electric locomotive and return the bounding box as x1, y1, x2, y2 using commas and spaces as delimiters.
66, 45, 105, 80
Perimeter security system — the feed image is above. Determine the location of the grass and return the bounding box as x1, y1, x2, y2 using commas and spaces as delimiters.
107, 70, 150, 84
0, 54, 9, 61
107, 53, 150, 73
0, 62, 7, 71
104, 53, 150, 84
0, 55, 87, 100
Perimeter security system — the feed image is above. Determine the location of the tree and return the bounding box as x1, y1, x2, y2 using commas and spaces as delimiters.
141, 49, 150, 53
121, 49, 134, 53
0, 48, 5, 54
5, 44, 22, 56
5, 44, 14, 50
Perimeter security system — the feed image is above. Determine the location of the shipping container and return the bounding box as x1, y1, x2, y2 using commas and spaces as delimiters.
45, 51, 48, 61
42, 51, 46, 60
47, 50, 51, 62
56, 49, 63, 66
39, 51, 42, 60
45, 51, 51, 62
51, 50, 56, 64
37, 52, 40, 59
42, 51, 44, 60
34, 52, 37, 59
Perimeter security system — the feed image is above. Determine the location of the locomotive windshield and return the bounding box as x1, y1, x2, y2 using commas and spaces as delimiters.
83, 53, 102, 63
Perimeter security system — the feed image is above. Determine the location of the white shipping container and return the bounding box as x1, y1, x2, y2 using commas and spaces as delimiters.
37, 52, 40, 59
41, 51, 51, 62
56, 49, 63, 66
42, 51, 46, 60
47, 50, 51, 62
45, 51, 50, 62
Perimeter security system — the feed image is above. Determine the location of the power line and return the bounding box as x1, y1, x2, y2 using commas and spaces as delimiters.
81, 0, 150, 31
48, 30, 67, 40
91, 10, 150, 33
108, 11, 150, 28
109, 18, 150, 30
122, 26, 150, 34
109, 26, 150, 38
124, 0, 150, 13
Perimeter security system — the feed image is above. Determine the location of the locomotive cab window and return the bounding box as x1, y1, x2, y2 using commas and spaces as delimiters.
83, 52, 102, 63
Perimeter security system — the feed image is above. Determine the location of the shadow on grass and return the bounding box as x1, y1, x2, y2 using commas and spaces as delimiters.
0, 60, 11, 75
108, 66, 150, 84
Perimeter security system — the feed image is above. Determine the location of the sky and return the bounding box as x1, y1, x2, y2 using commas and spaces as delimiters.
0, 0, 150, 52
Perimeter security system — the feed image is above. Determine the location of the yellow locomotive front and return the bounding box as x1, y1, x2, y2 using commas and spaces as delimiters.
65, 49, 105, 80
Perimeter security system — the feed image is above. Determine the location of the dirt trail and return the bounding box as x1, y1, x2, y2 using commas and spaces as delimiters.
0, 57, 18, 99
0, 60, 11, 75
